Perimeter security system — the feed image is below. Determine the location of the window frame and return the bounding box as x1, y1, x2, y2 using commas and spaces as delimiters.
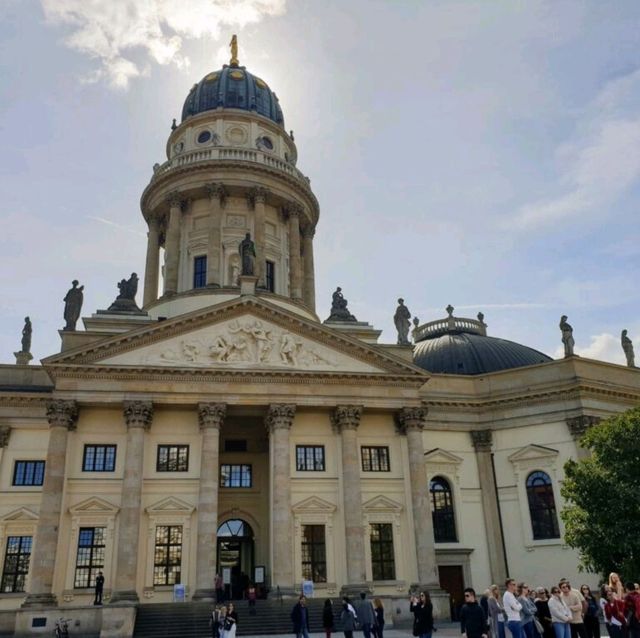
296, 445, 325, 472
12, 460, 45, 486
429, 476, 458, 543
265, 260, 275, 293
156, 445, 190, 472
82, 444, 117, 472
301, 524, 327, 583
193, 255, 207, 289
73, 527, 106, 589
153, 525, 183, 586
220, 463, 252, 488
361, 446, 390, 472
1, 535, 32, 593
369, 522, 396, 581
526, 470, 561, 540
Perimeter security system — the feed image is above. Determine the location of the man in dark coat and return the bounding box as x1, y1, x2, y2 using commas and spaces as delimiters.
291, 595, 311, 638
460, 588, 489, 638
94, 571, 105, 605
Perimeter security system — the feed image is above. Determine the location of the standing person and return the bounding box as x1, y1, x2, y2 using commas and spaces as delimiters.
603, 589, 626, 638
481, 591, 491, 635
215, 573, 224, 604
357, 592, 375, 638
94, 571, 104, 605
549, 587, 572, 638
609, 575, 625, 601
247, 582, 257, 616
580, 586, 600, 638
410, 591, 435, 638
323, 599, 335, 638
489, 585, 507, 638
218, 605, 228, 638
600, 586, 613, 638
373, 598, 385, 638
535, 587, 555, 638
224, 602, 238, 638
460, 588, 489, 638
624, 582, 640, 638
503, 579, 524, 638
518, 584, 538, 638
291, 595, 311, 638
210, 606, 222, 638
341, 600, 357, 638
560, 580, 587, 638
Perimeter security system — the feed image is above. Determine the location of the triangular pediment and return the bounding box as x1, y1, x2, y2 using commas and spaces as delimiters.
69, 496, 119, 515
423, 448, 464, 465
362, 495, 403, 513
508, 444, 559, 463
292, 496, 337, 513
1, 507, 38, 522
146, 496, 195, 514
44, 297, 426, 378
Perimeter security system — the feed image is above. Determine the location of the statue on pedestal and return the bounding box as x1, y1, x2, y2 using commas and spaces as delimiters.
559, 315, 575, 357
107, 273, 141, 312
394, 298, 412, 345
21, 317, 32, 353
326, 287, 357, 322
63, 280, 84, 331
621, 329, 635, 368
239, 233, 256, 277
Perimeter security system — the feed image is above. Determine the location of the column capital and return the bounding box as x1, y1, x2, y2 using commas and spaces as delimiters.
301, 225, 316, 240
0, 425, 10, 448
198, 403, 226, 431
470, 429, 493, 451
246, 187, 269, 208
46, 399, 79, 430
395, 406, 428, 434
206, 182, 228, 206
165, 191, 187, 210
566, 415, 601, 439
265, 404, 296, 433
331, 405, 363, 432
123, 401, 153, 430
285, 201, 304, 218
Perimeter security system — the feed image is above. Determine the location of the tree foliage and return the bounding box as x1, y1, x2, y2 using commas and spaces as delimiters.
561, 407, 640, 580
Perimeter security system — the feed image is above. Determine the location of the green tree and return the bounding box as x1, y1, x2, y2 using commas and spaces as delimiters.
561, 407, 640, 579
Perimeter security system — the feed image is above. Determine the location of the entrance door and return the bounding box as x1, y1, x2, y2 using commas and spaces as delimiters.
217, 519, 255, 599
438, 565, 465, 621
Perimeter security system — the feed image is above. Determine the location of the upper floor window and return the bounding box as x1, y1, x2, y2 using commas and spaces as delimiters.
1, 536, 32, 593
220, 464, 252, 488
193, 255, 207, 288
83, 445, 116, 472
361, 446, 390, 472
157, 445, 189, 472
74, 527, 105, 588
430, 476, 457, 542
265, 260, 275, 293
13, 461, 45, 486
526, 471, 560, 540
296, 446, 325, 471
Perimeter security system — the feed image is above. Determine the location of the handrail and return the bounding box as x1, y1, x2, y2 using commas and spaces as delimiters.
413, 315, 487, 342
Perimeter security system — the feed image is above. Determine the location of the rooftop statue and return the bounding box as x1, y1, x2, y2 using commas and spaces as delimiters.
559, 315, 575, 357
239, 233, 256, 276
107, 273, 141, 312
21, 316, 32, 353
394, 298, 412, 346
230, 34, 239, 66
621, 329, 635, 368
63, 280, 84, 331
326, 287, 357, 322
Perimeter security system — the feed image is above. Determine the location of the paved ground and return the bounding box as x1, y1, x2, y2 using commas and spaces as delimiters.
244, 625, 461, 638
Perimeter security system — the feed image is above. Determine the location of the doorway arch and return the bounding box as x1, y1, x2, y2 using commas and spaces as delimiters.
217, 519, 255, 599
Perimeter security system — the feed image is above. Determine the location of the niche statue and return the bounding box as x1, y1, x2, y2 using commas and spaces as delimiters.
63, 280, 84, 331
239, 233, 257, 277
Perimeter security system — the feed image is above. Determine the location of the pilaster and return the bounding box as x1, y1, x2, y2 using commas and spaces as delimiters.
286, 202, 303, 300
566, 415, 601, 459
247, 187, 269, 288
301, 226, 316, 311
142, 216, 161, 307
163, 192, 185, 296
206, 183, 227, 288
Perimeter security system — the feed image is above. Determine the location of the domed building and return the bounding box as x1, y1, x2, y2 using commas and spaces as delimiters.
0, 42, 639, 637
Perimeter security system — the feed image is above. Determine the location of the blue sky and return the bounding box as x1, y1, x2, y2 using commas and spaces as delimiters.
2, 0, 640, 365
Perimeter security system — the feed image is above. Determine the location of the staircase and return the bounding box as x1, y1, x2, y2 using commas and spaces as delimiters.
133, 598, 337, 637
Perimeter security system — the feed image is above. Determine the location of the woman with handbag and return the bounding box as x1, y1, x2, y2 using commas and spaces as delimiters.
518, 584, 540, 638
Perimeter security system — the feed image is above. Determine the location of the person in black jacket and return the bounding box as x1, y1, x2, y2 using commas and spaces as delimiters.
291, 595, 311, 638
410, 591, 435, 638
323, 599, 335, 638
460, 588, 489, 638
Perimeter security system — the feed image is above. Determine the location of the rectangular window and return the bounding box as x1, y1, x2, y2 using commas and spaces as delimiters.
74, 527, 105, 588
12, 461, 45, 486
265, 260, 275, 293
301, 525, 327, 583
193, 255, 207, 288
1, 536, 32, 593
361, 446, 390, 472
82, 445, 117, 472
153, 525, 182, 586
370, 523, 395, 580
157, 445, 189, 472
220, 464, 252, 488
296, 446, 325, 471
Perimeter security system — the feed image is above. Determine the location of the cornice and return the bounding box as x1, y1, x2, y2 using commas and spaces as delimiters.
0, 394, 51, 408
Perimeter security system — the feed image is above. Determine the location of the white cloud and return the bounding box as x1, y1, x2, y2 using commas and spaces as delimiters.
41, 0, 287, 89
552, 332, 626, 365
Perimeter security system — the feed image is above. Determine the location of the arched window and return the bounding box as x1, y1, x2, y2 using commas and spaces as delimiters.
217, 519, 253, 538
526, 471, 560, 540
430, 476, 457, 542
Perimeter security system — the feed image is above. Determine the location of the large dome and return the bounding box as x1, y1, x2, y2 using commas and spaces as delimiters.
412, 307, 552, 375
181, 65, 285, 127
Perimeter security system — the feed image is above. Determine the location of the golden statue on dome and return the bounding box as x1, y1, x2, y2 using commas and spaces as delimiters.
230, 34, 239, 66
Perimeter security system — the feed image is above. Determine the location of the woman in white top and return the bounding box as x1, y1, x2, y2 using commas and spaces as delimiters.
548, 586, 572, 638
503, 579, 524, 638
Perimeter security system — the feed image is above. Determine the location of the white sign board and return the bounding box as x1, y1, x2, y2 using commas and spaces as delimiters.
173, 583, 185, 602
222, 567, 232, 585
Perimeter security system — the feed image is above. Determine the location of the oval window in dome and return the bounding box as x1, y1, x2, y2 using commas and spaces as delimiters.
197, 130, 211, 144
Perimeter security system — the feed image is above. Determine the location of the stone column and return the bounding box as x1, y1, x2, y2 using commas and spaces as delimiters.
287, 203, 303, 300
266, 404, 296, 595
23, 400, 78, 607
111, 401, 153, 604
0, 425, 10, 469
301, 226, 316, 311
396, 408, 441, 589
206, 183, 226, 288
248, 187, 268, 288
332, 405, 367, 594
143, 216, 161, 307
566, 415, 601, 459
470, 430, 507, 584
163, 192, 183, 296
192, 403, 226, 601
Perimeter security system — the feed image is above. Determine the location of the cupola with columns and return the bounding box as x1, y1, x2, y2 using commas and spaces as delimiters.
140, 37, 319, 321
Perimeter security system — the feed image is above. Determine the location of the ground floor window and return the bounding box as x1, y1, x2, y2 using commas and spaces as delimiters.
154, 525, 182, 585
370, 523, 395, 580
74, 527, 105, 588
1, 535, 32, 593
301, 524, 327, 583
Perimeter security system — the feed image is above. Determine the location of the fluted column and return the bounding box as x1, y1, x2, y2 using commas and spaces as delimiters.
143, 216, 161, 307
163, 192, 183, 295
111, 401, 153, 603
206, 184, 226, 288
248, 188, 268, 288
301, 226, 316, 311
193, 403, 226, 600
266, 404, 296, 595
332, 405, 366, 593
287, 203, 303, 300
23, 400, 78, 607
397, 408, 440, 588
470, 430, 507, 584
